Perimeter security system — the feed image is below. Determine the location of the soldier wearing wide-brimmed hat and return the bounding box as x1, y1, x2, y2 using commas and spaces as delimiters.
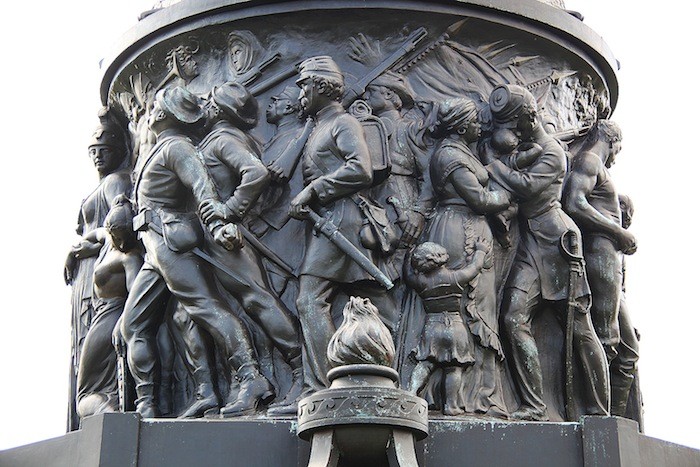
197, 81, 305, 416
360, 70, 433, 269
121, 85, 273, 419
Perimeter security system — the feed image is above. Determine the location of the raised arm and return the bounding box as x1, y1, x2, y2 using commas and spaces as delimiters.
451, 249, 487, 287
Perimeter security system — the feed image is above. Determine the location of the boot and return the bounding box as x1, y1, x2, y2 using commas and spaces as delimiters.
179, 382, 219, 419
135, 383, 160, 419
220, 364, 274, 417
267, 355, 304, 416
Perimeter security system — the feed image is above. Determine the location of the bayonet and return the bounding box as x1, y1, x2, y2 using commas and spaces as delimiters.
341, 27, 427, 108
526, 70, 577, 91
237, 52, 282, 87
394, 19, 468, 74
307, 209, 394, 290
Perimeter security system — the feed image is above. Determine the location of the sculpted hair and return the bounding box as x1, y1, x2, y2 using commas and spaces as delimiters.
105, 195, 135, 232
587, 119, 622, 145
312, 75, 344, 101
411, 242, 449, 272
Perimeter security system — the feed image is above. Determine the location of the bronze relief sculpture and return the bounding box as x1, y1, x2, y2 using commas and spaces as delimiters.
67, 9, 641, 430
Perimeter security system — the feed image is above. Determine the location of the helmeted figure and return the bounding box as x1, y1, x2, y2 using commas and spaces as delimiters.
197, 82, 304, 415
290, 56, 398, 392
75, 196, 143, 420
64, 108, 132, 430
121, 86, 272, 418
482, 84, 609, 421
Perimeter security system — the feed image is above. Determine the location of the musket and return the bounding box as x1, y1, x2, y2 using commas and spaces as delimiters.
341, 27, 428, 108
237, 52, 282, 87
250, 63, 301, 97
394, 19, 468, 74
560, 229, 587, 422
238, 224, 296, 278
526, 70, 577, 92
553, 124, 592, 142
268, 117, 315, 181
307, 209, 394, 290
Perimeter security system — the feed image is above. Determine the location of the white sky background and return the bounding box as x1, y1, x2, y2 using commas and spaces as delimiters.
0, 0, 698, 452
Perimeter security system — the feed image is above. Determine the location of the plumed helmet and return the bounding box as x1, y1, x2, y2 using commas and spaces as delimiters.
212, 81, 259, 129
155, 86, 205, 125
489, 84, 538, 124
88, 124, 124, 149
296, 56, 344, 85
370, 70, 415, 109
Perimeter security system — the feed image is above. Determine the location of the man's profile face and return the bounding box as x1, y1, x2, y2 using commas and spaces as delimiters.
298, 77, 322, 116
606, 139, 622, 168
516, 107, 538, 136
266, 96, 290, 124
362, 85, 389, 113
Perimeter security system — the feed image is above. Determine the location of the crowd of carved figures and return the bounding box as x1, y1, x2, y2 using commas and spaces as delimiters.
64, 22, 641, 430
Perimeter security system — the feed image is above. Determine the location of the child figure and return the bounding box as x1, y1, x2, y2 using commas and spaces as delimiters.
404, 240, 488, 415
490, 127, 543, 169
483, 128, 543, 248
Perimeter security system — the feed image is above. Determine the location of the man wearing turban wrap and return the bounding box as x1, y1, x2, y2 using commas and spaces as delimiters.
482, 84, 609, 421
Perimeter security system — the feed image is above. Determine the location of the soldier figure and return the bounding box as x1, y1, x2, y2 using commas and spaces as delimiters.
198, 82, 304, 415
248, 85, 309, 296
482, 84, 609, 421
121, 86, 272, 418
361, 71, 432, 250
290, 56, 398, 392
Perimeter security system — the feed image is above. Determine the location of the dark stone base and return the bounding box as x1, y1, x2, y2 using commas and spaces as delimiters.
2, 413, 699, 467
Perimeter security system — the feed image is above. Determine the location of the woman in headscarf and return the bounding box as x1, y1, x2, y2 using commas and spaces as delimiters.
418, 98, 511, 416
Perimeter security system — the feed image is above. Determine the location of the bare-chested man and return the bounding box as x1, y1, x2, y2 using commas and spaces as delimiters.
563, 120, 637, 367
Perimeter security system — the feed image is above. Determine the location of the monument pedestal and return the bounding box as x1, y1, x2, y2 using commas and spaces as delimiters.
2, 413, 699, 467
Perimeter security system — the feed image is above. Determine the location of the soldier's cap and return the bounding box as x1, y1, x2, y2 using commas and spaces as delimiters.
155, 86, 205, 125
296, 56, 343, 85
212, 81, 259, 129
370, 71, 415, 109
489, 84, 537, 124
274, 85, 300, 102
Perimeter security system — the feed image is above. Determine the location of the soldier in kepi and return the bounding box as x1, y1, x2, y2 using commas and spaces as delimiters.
562, 121, 637, 411
481, 84, 609, 421
197, 82, 304, 415
289, 56, 399, 392
121, 86, 273, 418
